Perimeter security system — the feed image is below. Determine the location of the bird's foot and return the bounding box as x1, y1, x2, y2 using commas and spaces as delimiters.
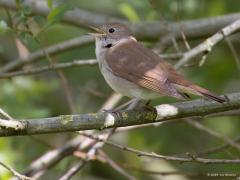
102, 99, 155, 113
102, 108, 119, 114
143, 104, 155, 112
139, 103, 155, 112
132, 99, 155, 113
102, 98, 141, 113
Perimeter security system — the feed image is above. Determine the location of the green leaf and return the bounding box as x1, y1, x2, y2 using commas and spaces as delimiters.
119, 3, 140, 22
47, 4, 71, 27
22, 6, 32, 15
47, 0, 53, 10
16, 0, 22, 9
19, 31, 32, 44
33, 15, 46, 27
0, 20, 9, 34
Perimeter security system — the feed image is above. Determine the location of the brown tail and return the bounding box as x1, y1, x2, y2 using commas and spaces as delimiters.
173, 83, 226, 103
199, 91, 226, 103
190, 85, 226, 103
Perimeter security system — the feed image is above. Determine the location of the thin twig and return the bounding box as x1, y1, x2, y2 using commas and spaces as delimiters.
23, 136, 84, 178
197, 135, 240, 156
175, 19, 240, 69
176, 1, 191, 51
0, 52, 184, 78
79, 132, 240, 164
0, 161, 33, 180
59, 161, 87, 180
0, 36, 93, 73
181, 31, 191, 51
100, 93, 123, 111
159, 52, 183, 60
100, 151, 136, 180
0, 51, 183, 79
225, 37, 240, 72
57, 69, 76, 113
185, 119, 240, 151
0, 59, 97, 78
120, 164, 240, 178
33, 36, 77, 114
149, 0, 181, 53
0, 108, 13, 120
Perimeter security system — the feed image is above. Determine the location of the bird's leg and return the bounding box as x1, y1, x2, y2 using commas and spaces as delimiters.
103, 98, 139, 113
145, 99, 151, 106
126, 99, 155, 115
123, 99, 154, 112
103, 98, 155, 113
126, 98, 141, 110
138, 99, 155, 112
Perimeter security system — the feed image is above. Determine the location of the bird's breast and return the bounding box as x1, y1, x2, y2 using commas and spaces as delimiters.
97, 55, 160, 99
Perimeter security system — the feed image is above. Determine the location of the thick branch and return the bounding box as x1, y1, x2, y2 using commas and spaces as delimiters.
0, 92, 239, 137
0, 0, 240, 40
0, 1, 239, 74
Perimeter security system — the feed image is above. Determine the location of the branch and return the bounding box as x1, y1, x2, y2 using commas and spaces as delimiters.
225, 37, 240, 71
24, 93, 122, 178
0, 92, 238, 137
79, 132, 240, 164
58, 95, 123, 179
185, 119, 240, 151
23, 137, 84, 177
0, 2, 239, 74
100, 151, 136, 180
121, 165, 240, 178
0, 118, 25, 130
0, 0, 124, 29
0, 53, 182, 77
59, 161, 87, 180
196, 135, 240, 156
0, 0, 240, 40
0, 160, 33, 180
0, 36, 93, 73
0, 108, 13, 120
0, 59, 97, 78
174, 19, 240, 69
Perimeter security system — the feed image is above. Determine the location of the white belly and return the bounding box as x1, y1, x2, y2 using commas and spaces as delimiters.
100, 61, 160, 99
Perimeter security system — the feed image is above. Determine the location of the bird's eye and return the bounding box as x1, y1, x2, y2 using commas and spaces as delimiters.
108, 28, 115, 33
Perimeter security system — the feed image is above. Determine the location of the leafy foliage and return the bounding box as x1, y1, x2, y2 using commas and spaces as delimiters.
47, 4, 71, 27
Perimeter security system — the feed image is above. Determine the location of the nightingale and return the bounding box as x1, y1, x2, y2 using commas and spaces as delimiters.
89, 23, 225, 104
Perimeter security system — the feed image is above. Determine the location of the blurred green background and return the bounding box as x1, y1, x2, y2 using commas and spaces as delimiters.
0, 0, 239, 179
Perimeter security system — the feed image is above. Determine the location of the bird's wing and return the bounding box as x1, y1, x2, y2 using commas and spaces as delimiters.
105, 38, 225, 102
105, 38, 185, 98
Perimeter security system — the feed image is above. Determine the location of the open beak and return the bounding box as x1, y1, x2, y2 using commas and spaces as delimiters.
88, 26, 106, 37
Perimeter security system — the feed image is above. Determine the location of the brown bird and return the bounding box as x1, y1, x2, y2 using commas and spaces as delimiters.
89, 23, 225, 104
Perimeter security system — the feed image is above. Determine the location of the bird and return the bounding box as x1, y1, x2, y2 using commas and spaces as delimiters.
88, 23, 225, 107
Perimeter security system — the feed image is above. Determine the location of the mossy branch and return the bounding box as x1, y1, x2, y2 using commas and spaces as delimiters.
0, 92, 239, 137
